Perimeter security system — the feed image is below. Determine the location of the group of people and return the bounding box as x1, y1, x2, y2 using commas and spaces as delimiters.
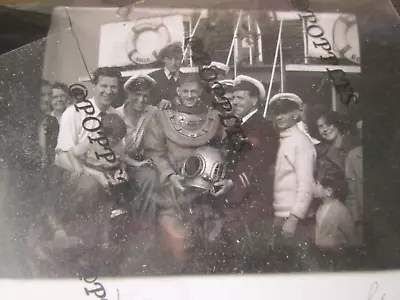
27, 41, 363, 275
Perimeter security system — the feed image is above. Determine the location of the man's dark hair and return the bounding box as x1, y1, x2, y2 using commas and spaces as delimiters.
320, 169, 348, 201
52, 81, 69, 95
92, 67, 122, 85
101, 113, 127, 141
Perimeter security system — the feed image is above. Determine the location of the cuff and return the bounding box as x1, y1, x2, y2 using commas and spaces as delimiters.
160, 169, 176, 184
237, 172, 250, 188
291, 205, 308, 220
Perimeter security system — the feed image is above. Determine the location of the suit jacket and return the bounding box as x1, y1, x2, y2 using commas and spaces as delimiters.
148, 68, 183, 107
220, 112, 280, 226
14, 113, 59, 170
315, 199, 358, 249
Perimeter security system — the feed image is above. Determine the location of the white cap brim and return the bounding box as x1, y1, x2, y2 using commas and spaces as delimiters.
209, 62, 230, 74
219, 79, 234, 87
269, 93, 303, 106
234, 74, 266, 100
124, 73, 156, 90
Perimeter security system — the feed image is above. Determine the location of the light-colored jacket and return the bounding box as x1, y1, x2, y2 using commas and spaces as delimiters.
273, 125, 316, 219
345, 146, 363, 222
315, 199, 358, 249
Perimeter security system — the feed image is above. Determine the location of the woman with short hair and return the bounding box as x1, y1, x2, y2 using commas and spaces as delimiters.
309, 110, 357, 195
51, 82, 70, 122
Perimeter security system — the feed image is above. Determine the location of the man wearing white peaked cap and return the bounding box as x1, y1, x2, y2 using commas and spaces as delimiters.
232, 74, 266, 122
219, 74, 279, 265
116, 73, 162, 226
268, 92, 318, 271
269, 93, 320, 144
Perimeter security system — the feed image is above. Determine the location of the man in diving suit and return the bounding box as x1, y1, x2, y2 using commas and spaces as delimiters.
142, 72, 233, 264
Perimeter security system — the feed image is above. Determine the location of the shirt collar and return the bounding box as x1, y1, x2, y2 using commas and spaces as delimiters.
122, 103, 148, 119
241, 109, 258, 125
50, 111, 60, 122
298, 121, 321, 145
90, 97, 115, 116
164, 67, 178, 80
279, 124, 302, 138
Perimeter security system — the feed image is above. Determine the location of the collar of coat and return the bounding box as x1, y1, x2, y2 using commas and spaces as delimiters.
279, 124, 303, 139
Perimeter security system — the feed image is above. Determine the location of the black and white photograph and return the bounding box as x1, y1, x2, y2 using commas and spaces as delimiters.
0, 0, 399, 298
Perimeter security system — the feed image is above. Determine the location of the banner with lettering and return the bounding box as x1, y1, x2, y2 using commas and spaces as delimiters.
98, 14, 184, 67
305, 13, 360, 64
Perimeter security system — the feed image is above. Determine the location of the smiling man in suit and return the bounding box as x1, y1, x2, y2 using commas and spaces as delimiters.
218, 75, 280, 272
148, 42, 183, 109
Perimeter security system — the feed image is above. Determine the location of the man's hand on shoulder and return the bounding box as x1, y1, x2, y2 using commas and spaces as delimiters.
158, 99, 172, 110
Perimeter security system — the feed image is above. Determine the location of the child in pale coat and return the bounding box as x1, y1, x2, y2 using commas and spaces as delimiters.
314, 171, 358, 269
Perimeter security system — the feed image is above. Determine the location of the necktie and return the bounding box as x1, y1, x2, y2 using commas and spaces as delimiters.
169, 75, 175, 84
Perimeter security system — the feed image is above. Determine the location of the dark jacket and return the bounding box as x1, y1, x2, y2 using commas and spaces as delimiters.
148, 68, 183, 106
220, 112, 280, 226
315, 132, 356, 200
315, 132, 355, 181
3, 113, 58, 170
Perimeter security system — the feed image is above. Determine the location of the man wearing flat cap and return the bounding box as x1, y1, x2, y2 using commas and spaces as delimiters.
268, 92, 318, 271
116, 74, 162, 223
217, 75, 279, 269
148, 41, 184, 109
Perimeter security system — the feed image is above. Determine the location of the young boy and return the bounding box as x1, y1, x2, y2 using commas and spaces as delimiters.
314, 171, 358, 269
67, 113, 150, 218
